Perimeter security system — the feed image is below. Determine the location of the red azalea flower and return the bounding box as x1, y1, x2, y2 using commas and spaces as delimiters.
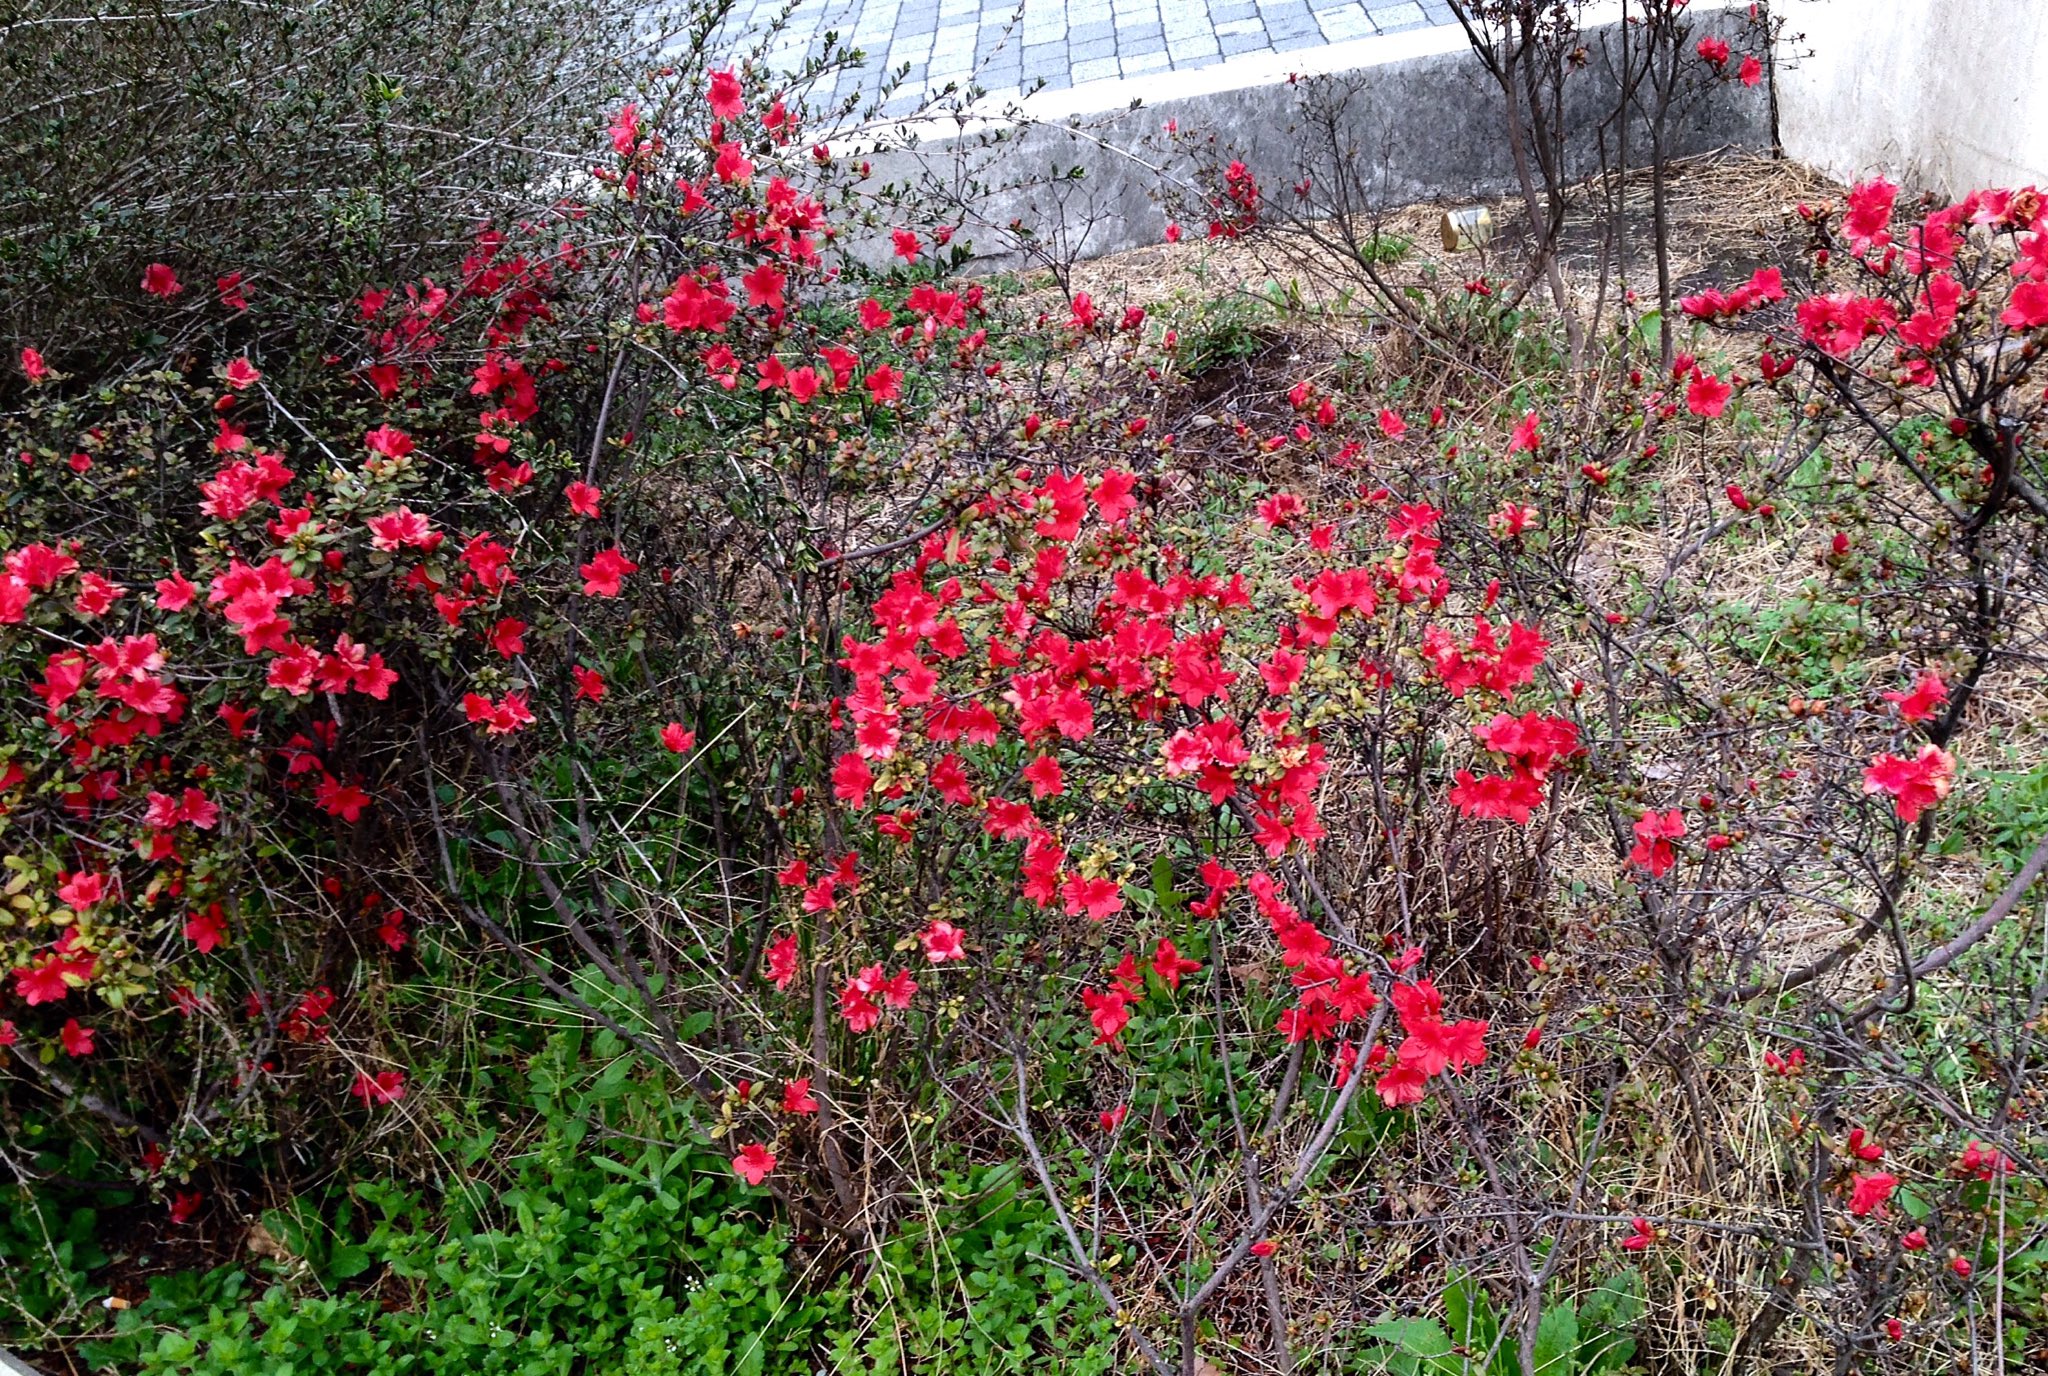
60, 1018, 96, 1057
1081, 986, 1130, 1046
763, 933, 800, 990
349, 1069, 407, 1106
864, 365, 903, 403
1862, 745, 1956, 823
921, 919, 967, 963
1151, 938, 1202, 991
1686, 370, 1733, 418
1882, 670, 1948, 723
731, 1141, 776, 1184
475, 620, 522, 660
1848, 1171, 1899, 1217
579, 548, 639, 597
364, 424, 414, 459
1628, 808, 1686, 877
57, 870, 106, 909
1021, 754, 1063, 799
707, 68, 744, 119
184, 905, 228, 953
141, 262, 184, 298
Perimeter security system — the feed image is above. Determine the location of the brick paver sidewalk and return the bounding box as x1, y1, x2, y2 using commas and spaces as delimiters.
719, 0, 1461, 118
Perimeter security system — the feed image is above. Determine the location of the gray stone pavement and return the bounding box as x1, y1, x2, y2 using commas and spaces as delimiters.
719, 0, 1462, 117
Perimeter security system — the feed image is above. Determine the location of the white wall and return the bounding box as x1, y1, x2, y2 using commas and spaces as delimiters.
1773, 0, 2048, 192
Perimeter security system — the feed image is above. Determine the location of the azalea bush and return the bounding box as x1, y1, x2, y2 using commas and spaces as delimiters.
5, 7, 2048, 1373
1133, 100, 2048, 1359
745, 374, 1577, 1372
0, 47, 930, 1310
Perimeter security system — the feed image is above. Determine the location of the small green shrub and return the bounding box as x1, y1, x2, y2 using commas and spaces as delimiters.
0, 1127, 120, 1340
83, 1022, 842, 1376
72, 1018, 1125, 1375
1355, 1272, 1642, 1376
830, 1162, 1117, 1375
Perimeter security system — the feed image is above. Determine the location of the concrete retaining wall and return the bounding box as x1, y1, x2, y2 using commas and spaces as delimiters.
1771, 0, 2048, 194
848, 1, 1773, 265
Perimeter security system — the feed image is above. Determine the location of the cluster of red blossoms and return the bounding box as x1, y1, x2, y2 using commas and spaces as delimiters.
1753, 179, 2048, 380
1680, 266, 1786, 322
1692, 35, 1765, 89
1859, 671, 1957, 823
1209, 160, 1262, 240
722, 380, 1607, 1181
1078, 937, 1204, 1047
0, 74, 646, 1083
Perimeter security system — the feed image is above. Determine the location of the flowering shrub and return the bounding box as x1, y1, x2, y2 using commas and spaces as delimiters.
4, 224, 584, 1153
0, 54, 933, 1179
6, 67, 1577, 1353
730, 371, 1598, 1352
7, 9, 2048, 1370
1155, 50, 2048, 1351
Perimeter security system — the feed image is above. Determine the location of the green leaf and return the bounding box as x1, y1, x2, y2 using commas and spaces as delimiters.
1151, 853, 1183, 917
1581, 1332, 1636, 1375
1533, 1301, 1580, 1375
1443, 1270, 1500, 1364
1358, 1348, 1422, 1376
1365, 1316, 1453, 1359
329, 1245, 373, 1280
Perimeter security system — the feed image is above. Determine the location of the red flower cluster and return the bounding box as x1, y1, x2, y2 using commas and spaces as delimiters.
1451, 711, 1580, 824
1863, 745, 1956, 824
1208, 160, 1261, 240
1372, 978, 1489, 1108
1628, 808, 1687, 878
1680, 266, 1784, 321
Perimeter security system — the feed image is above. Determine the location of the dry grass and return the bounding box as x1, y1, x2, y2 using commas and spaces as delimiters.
1023, 152, 1840, 323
